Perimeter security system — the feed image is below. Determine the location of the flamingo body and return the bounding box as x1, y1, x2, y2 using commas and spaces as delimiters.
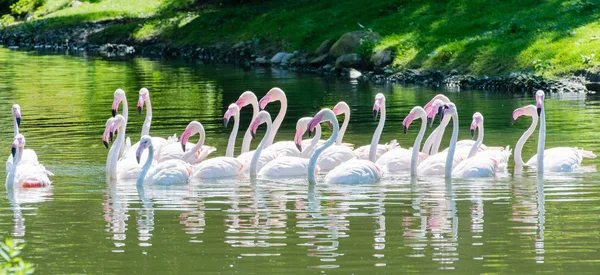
192, 157, 244, 179
324, 159, 382, 184
259, 156, 309, 177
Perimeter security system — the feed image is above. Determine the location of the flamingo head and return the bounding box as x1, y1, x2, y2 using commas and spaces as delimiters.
259, 87, 285, 110
373, 93, 385, 120
402, 106, 427, 134
136, 135, 153, 164
308, 108, 333, 137
181, 121, 203, 152
470, 112, 483, 138
12, 104, 21, 127
440, 103, 457, 121
235, 91, 257, 108
511, 105, 537, 124
112, 88, 126, 117
109, 115, 126, 144
294, 117, 312, 152
535, 90, 545, 116
102, 117, 116, 148
332, 101, 350, 117
223, 103, 240, 128
249, 111, 271, 140
137, 88, 149, 115
423, 94, 450, 116
11, 134, 25, 158
426, 99, 446, 127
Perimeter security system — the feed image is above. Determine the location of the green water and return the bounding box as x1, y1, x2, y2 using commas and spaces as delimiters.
1, 47, 600, 274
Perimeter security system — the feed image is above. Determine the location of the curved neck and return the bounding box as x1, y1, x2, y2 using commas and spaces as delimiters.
13, 118, 18, 137
300, 125, 321, 158
137, 145, 154, 185
182, 129, 206, 162
431, 115, 451, 154
468, 124, 484, 158
226, 114, 240, 158
537, 106, 545, 174
309, 116, 339, 185
445, 112, 459, 178
369, 104, 385, 162
241, 99, 259, 154
250, 120, 272, 179
336, 110, 350, 145
267, 98, 287, 147
6, 147, 21, 188
122, 96, 129, 123
411, 116, 427, 176
141, 98, 152, 136
514, 114, 538, 166
107, 123, 126, 180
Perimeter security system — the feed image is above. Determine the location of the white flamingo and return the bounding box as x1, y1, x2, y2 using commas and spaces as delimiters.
248, 111, 276, 179
354, 93, 398, 162
307, 108, 383, 185
258, 117, 323, 178
6, 104, 39, 172
235, 91, 259, 154
417, 103, 463, 177
377, 106, 429, 174
516, 91, 596, 172
452, 112, 511, 178
258, 87, 301, 157
103, 115, 152, 180
6, 134, 52, 188
189, 104, 245, 179
169, 121, 216, 164
136, 135, 191, 185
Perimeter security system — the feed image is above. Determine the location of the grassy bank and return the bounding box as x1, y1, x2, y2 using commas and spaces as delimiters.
2, 0, 600, 78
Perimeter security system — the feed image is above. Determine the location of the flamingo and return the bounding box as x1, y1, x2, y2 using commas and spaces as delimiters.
258, 87, 301, 157
235, 91, 259, 154
515, 91, 596, 172
307, 108, 383, 185
354, 93, 398, 162
377, 106, 429, 175
257, 117, 323, 178
6, 134, 52, 188
422, 95, 451, 155
248, 111, 276, 179
102, 115, 152, 180
6, 104, 39, 172
165, 121, 217, 164
111, 88, 132, 158
188, 104, 245, 179
451, 112, 511, 178
136, 135, 191, 185
417, 103, 463, 178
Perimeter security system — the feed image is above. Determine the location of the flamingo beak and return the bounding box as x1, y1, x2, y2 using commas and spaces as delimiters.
470, 129, 475, 138
427, 117, 433, 127
11, 146, 16, 158
537, 107, 541, 116
15, 117, 21, 128
112, 109, 117, 117
137, 106, 142, 115
103, 140, 109, 149
373, 110, 378, 120
328, 121, 333, 131
258, 95, 270, 110
224, 118, 230, 128
181, 143, 186, 152
403, 125, 408, 134
437, 106, 444, 122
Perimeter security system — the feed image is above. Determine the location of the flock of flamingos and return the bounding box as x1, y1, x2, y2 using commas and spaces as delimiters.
5, 88, 598, 188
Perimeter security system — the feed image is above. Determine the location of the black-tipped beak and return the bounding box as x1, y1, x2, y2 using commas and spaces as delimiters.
427, 117, 433, 127
112, 109, 117, 117
137, 106, 142, 115
224, 118, 230, 128
537, 107, 541, 116
16, 117, 21, 128
103, 141, 109, 149
328, 121, 333, 131
373, 110, 378, 120
136, 155, 141, 164
511, 117, 515, 125
470, 129, 475, 139
438, 106, 444, 122
109, 132, 114, 143
181, 143, 186, 152
251, 131, 256, 140
296, 143, 302, 152
308, 129, 313, 138
403, 125, 408, 134
11, 147, 16, 158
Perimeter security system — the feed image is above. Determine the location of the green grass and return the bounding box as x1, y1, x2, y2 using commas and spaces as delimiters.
3, 0, 600, 77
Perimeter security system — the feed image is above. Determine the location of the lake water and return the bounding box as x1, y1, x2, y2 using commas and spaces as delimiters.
1, 47, 600, 274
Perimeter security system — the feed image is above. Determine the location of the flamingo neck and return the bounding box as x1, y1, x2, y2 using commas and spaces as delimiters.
309, 113, 339, 185
445, 112, 459, 178
226, 114, 240, 158
267, 97, 287, 147
107, 123, 126, 180
13, 118, 18, 137
411, 115, 427, 177
250, 119, 272, 179
122, 96, 129, 123
514, 114, 538, 167
468, 124, 484, 158
300, 125, 321, 158
369, 104, 385, 162
431, 115, 451, 155
182, 129, 206, 163
6, 147, 21, 188
141, 98, 152, 136
336, 109, 349, 145
537, 106, 545, 174
137, 145, 154, 185
241, 97, 259, 154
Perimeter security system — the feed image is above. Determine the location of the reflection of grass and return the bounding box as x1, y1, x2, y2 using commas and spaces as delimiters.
4, 0, 600, 77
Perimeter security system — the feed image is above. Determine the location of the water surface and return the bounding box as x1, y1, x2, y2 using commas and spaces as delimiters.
1, 47, 600, 274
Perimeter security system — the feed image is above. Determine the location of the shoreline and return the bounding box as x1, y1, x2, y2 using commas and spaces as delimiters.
0, 25, 596, 94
